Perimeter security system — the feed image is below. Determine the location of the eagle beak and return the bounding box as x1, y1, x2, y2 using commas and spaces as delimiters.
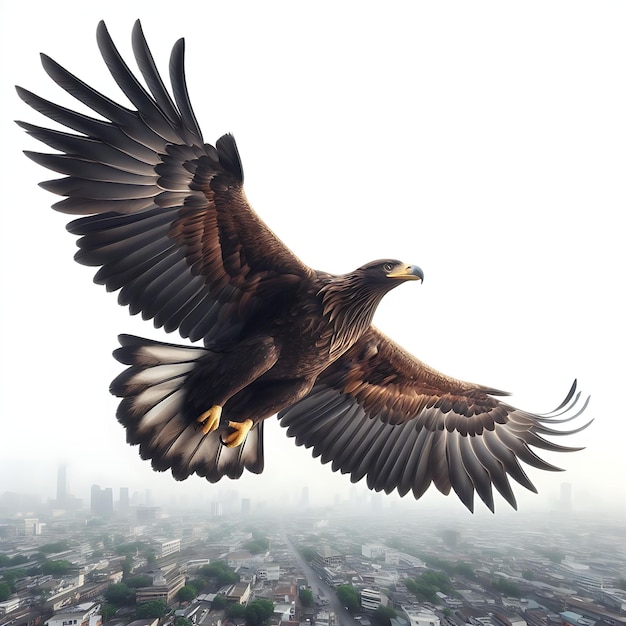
388, 264, 424, 282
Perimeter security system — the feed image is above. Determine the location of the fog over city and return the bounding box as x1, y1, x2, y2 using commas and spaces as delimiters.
1, 3, 625, 518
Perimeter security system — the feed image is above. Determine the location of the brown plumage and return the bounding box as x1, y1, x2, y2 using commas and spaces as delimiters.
17, 20, 590, 512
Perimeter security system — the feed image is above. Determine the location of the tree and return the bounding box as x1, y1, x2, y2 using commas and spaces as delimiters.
405, 570, 455, 604
243, 537, 270, 555
41, 560, 72, 576
104, 582, 135, 606
245, 599, 274, 626
124, 575, 153, 588
212, 595, 227, 610
101, 604, 117, 622
122, 554, 133, 578
177, 585, 197, 602
299, 588, 313, 607
199, 562, 239, 586
1, 570, 26, 593
0, 582, 11, 602
336, 585, 360, 613
174, 618, 192, 626
39, 541, 70, 554
372, 606, 397, 626
299, 547, 316, 562
188, 578, 207, 593
136, 600, 168, 619
455, 562, 476, 579
492, 578, 522, 598
226, 604, 247, 618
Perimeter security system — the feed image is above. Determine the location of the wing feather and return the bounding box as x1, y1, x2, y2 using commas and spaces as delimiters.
18, 21, 311, 346
279, 327, 590, 511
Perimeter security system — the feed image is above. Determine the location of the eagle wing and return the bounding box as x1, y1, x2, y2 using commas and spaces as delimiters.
279, 327, 590, 511
17, 20, 310, 346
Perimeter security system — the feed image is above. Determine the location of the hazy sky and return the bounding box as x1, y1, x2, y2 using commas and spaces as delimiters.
1, 2, 624, 516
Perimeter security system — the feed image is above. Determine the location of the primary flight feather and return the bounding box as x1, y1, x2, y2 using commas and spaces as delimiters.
17, 20, 590, 512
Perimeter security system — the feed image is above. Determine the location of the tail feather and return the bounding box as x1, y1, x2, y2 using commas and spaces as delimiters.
111, 334, 264, 481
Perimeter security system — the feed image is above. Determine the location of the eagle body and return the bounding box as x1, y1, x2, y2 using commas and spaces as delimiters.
18, 20, 591, 512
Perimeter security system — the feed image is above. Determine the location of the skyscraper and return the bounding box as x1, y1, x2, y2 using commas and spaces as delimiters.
119, 487, 130, 514
56, 464, 69, 506
91, 485, 114, 517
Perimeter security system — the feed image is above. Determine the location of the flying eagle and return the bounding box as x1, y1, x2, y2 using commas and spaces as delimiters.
17, 21, 590, 512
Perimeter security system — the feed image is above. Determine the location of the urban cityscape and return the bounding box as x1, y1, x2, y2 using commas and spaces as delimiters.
0, 465, 624, 626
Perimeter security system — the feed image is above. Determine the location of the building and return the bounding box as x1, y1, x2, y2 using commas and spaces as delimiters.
360, 588, 387, 612
222, 582, 251, 605
20, 517, 44, 536
227, 550, 253, 569
362, 544, 387, 560
560, 612, 595, 626
135, 507, 160, 523
136, 569, 186, 606
0, 598, 21, 615
152, 538, 181, 559
403, 608, 440, 626
57, 464, 69, 505
492, 611, 527, 626
90, 485, 113, 517
315, 547, 345, 568
119, 487, 130, 513
256, 563, 280, 581
45, 602, 101, 626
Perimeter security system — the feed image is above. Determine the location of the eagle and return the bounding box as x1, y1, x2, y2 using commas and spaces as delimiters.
17, 20, 590, 512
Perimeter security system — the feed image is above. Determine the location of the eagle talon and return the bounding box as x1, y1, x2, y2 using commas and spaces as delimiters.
196, 405, 222, 435
220, 419, 254, 448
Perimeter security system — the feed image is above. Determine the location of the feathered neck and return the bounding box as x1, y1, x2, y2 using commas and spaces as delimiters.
318, 272, 388, 358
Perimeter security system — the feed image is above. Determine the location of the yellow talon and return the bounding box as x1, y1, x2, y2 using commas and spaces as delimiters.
221, 419, 254, 448
196, 405, 222, 435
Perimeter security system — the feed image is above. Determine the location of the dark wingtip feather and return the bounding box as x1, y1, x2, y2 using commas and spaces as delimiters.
169, 38, 203, 143
216, 133, 244, 183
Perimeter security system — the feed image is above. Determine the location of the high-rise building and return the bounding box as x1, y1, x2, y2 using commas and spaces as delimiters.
56, 464, 69, 505
119, 487, 130, 513
241, 498, 251, 514
91, 484, 114, 517
52, 464, 82, 510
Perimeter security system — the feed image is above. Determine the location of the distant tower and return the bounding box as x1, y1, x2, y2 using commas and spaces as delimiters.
241, 498, 251, 515
119, 487, 130, 513
560, 482, 572, 512
91, 485, 114, 517
210, 501, 223, 517
56, 464, 69, 506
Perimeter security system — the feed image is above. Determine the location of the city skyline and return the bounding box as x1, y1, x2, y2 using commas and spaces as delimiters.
1, 461, 624, 519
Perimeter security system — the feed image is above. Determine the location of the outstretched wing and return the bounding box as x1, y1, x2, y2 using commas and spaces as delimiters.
17, 20, 310, 346
279, 327, 591, 512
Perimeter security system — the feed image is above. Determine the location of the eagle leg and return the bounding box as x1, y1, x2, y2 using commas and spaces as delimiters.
196, 405, 223, 435
221, 419, 254, 448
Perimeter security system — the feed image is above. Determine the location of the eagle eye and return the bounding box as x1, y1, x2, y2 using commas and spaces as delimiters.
383, 262, 393, 272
